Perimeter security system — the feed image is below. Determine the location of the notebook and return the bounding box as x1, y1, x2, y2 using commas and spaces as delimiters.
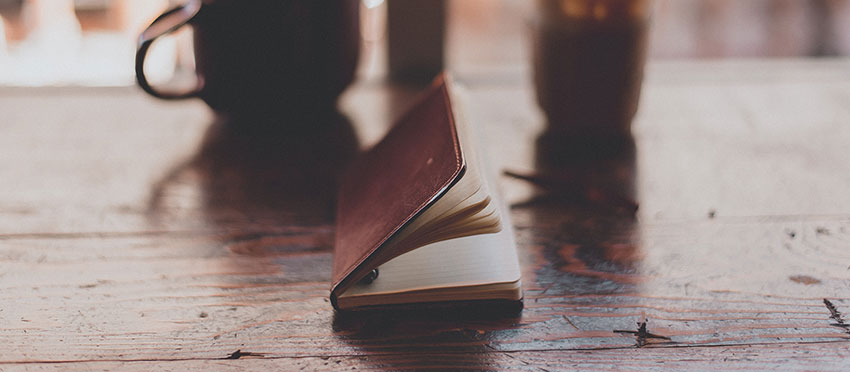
331, 74, 522, 310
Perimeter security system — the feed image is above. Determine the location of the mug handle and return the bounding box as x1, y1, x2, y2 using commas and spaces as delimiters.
135, 0, 203, 99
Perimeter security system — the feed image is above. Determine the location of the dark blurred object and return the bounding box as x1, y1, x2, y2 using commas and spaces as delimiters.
0, 0, 22, 12
0, 0, 22, 13
810, 0, 844, 56
387, 0, 446, 83
0, 0, 23, 41
532, 0, 652, 139
74, 0, 121, 31
136, 0, 360, 118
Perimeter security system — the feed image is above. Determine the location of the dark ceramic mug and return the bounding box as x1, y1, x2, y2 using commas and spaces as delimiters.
135, 0, 360, 116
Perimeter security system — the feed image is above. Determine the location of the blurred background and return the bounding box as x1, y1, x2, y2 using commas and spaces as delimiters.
0, 0, 849, 87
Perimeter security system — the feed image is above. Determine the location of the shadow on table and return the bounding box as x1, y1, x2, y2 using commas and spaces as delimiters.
146, 110, 361, 286
509, 131, 643, 296
147, 111, 360, 227
516, 131, 638, 212
332, 301, 522, 367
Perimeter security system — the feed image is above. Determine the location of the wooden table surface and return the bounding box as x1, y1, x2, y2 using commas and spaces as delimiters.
2, 60, 850, 370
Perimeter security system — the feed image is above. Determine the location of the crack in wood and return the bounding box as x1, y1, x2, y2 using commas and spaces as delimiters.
562, 315, 580, 330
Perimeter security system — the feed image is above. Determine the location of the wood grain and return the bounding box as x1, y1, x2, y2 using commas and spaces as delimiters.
2, 61, 850, 370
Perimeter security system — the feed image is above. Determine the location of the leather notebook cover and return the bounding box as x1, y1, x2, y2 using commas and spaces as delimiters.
331, 76, 464, 305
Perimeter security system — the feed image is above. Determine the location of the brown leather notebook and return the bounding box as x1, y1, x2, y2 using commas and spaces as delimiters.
331, 75, 522, 310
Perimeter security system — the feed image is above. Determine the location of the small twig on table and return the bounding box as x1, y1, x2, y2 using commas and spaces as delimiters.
824, 299, 850, 330
224, 349, 265, 359
614, 319, 671, 347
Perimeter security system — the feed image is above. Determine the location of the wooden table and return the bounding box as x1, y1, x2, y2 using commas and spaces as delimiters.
2, 60, 850, 370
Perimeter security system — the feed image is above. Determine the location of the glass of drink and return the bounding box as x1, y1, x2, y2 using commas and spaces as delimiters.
532, 0, 653, 138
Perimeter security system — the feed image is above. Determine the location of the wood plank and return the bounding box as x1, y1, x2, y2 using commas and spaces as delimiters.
2, 61, 850, 368
2, 218, 849, 361
4, 343, 850, 371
